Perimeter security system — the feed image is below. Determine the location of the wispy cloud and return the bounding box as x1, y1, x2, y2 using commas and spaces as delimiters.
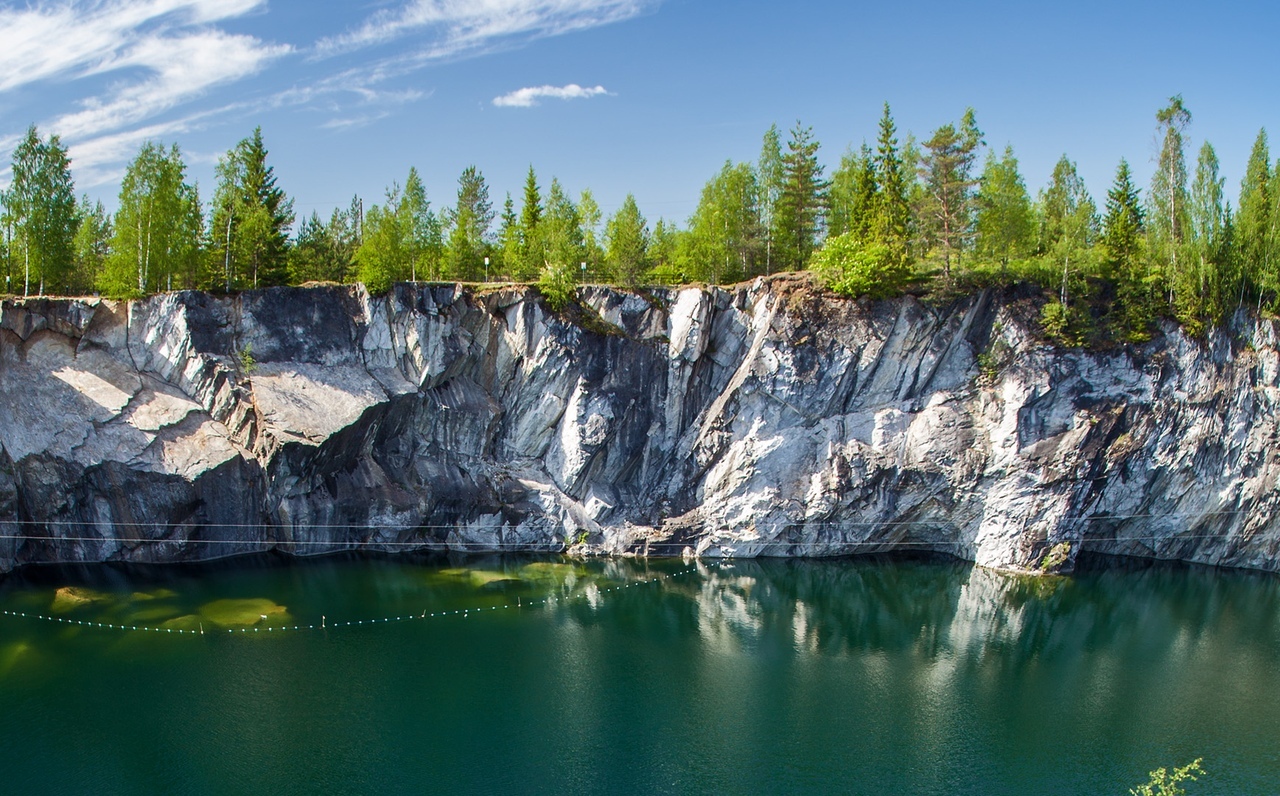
0, 0, 269, 93
54, 31, 289, 142
316, 0, 654, 60
0, 0, 285, 174
493, 83, 610, 107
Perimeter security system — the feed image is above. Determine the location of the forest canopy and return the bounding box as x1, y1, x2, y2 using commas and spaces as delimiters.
3, 96, 1276, 344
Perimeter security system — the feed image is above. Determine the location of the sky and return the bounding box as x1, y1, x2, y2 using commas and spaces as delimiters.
1, 0, 1278, 227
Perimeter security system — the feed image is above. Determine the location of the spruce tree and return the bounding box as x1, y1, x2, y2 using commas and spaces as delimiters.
209, 127, 294, 291
873, 103, 910, 251
773, 121, 827, 271
829, 145, 877, 241
604, 193, 650, 286
1102, 159, 1150, 339
497, 194, 520, 280
519, 166, 544, 280
1236, 129, 1270, 307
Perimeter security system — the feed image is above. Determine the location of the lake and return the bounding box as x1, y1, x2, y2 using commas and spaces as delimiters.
1, 553, 1277, 794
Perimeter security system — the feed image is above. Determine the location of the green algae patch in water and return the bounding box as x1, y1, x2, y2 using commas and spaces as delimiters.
158, 614, 204, 632
518, 561, 588, 583
50, 586, 112, 613
130, 588, 178, 602
0, 640, 37, 677
122, 605, 184, 624
198, 598, 291, 628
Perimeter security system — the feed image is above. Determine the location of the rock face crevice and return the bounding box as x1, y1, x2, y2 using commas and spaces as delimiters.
3, 277, 1280, 574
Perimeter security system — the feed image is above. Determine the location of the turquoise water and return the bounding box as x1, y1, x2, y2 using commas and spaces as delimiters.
1, 553, 1278, 795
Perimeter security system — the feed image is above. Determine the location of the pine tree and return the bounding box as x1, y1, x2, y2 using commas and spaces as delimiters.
604, 193, 650, 286
919, 109, 984, 277
773, 121, 827, 271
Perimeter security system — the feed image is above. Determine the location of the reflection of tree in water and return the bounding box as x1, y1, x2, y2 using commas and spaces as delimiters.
562, 554, 1280, 679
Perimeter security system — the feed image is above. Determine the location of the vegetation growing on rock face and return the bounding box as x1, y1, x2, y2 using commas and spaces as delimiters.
3, 97, 1278, 345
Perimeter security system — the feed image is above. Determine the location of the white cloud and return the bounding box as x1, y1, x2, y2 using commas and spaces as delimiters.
0, 0, 285, 170
493, 83, 610, 108
317, 0, 654, 60
53, 31, 289, 142
0, 0, 268, 93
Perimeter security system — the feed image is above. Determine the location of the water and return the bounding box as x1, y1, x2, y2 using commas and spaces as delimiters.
1, 553, 1277, 795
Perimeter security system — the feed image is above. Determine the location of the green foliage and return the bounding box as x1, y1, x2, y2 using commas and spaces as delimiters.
683, 160, 761, 283
873, 103, 912, 250
604, 193, 649, 286
829, 144, 877, 240
1148, 96, 1192, 293
289, 204, 358, 285
538, 259, 578, 311
4, 125, 77, 296
1039, 541, 1072, 572
757, 124, 785, 274
72, 197, 111, 294
773, 121, 828, 271
1129, 759, 1205, 796
100, 142, 201, 298
812, 233, 911, 299
237, 343, 257, 375
578, 188, 604, 270
209, 127, 294, 292
974, 146, 1035, 268
1236, 129, 1270, 307
919, 109, 984, 277
443, 165, 494, 280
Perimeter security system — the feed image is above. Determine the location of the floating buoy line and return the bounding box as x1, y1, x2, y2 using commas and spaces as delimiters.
0, 565, 706, 639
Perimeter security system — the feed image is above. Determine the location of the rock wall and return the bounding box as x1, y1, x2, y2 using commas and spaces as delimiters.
3, 277, 1280, 574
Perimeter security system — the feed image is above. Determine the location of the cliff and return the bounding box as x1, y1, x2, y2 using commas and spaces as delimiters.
2, 277, 1278, 574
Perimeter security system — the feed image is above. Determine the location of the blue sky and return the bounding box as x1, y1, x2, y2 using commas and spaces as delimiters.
1, 0, 1278, 227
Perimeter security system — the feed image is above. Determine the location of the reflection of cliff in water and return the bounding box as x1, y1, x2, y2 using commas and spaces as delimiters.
593, 555, 1280, 674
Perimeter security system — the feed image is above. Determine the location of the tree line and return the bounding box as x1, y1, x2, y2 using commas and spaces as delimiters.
4, 96, 1279, 342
